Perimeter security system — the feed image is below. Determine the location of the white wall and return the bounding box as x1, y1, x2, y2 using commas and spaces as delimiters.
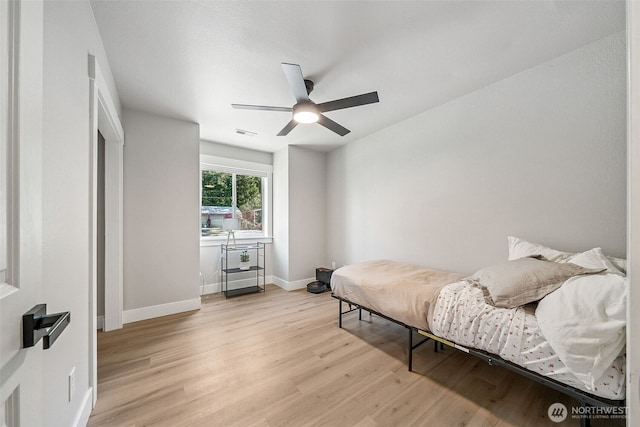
288, 146, 327, 281
272, 146, 327, 288
42, 1, 120, 425
273, 148, 290, 281
327, 31, 626, 275
123, 109, 201, 320
200, 139, 273, 165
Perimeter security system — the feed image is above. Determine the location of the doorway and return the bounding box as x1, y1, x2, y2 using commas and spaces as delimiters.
97, 131, 105, 328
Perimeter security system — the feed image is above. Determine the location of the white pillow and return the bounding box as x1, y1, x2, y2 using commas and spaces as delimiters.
507, 236, 625, 275
566, 247, 625, 276
507, 236, 571, 262
535, 273, 627, 390
609, 257, 627, 275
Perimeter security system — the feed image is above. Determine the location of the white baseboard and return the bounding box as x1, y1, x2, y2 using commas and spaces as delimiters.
201, 282, 220, 295
73, 388, 93, 427
123, 298, 201, 324
96, 315, 104, 330
271, 276, 313, 291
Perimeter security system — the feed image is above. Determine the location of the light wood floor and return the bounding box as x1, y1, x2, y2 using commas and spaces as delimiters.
88, 285, 623, 427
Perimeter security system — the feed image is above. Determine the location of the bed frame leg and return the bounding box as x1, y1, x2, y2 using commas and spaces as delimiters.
408, 328, 413, 372
338, 299, 343, 328
359, 308, 362, 321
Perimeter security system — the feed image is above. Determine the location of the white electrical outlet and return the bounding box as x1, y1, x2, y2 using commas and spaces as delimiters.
68, 367, 76, 402
331, 261, 336, 270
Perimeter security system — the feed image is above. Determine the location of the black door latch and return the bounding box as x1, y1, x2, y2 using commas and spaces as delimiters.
23, 304, 71, 349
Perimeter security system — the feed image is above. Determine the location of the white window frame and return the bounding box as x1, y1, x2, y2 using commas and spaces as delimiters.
200, 154, 272, 245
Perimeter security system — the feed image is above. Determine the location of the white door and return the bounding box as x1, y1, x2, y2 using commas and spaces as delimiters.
0, 1, 45, 426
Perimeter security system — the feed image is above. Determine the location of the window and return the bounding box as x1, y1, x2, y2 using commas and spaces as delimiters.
201, 164, 267, 238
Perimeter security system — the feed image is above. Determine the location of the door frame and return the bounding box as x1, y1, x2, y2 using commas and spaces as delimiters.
88, 53, 124, 407
0, 0, 44, 425
627, 0, 640, 424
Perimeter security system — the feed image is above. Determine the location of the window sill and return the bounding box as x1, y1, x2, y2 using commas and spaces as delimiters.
200, 236, 273, 247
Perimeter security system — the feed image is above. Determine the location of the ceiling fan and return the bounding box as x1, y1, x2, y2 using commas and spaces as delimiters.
232, 63, 379, 137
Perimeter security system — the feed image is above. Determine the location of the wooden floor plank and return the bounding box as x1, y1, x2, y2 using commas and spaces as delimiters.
88, 285, 623, 426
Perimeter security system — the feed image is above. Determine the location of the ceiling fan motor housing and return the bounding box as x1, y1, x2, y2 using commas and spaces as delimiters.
304, 79, 314, 95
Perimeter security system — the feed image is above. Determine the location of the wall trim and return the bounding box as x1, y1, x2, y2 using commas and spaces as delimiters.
627, 1, 639, 423
88, 53, 125, 408
72, 388, 92, 427
123, 298, 201, 324
201, 283, 219, 295
200, 153, 273, 173
89, 53, 124, 333
271, 276, 313, 291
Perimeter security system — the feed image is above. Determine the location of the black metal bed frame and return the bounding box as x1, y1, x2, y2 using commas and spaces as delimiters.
333, 294, 625, 427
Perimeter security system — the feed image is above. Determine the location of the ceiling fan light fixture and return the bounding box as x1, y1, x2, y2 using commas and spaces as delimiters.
293, 102, 319, 124
232, 63, 379, 136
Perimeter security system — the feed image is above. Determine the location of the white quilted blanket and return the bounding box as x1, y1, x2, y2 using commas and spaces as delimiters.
430, 280, 525, 361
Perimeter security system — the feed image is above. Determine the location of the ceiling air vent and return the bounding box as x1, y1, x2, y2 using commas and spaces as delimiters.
235, 129, 257, 137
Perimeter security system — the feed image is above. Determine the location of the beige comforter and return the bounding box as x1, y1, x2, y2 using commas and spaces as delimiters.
331, 260, 464, 331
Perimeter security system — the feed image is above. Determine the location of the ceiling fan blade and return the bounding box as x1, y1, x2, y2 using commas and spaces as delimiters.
232, 104, 292, 112
317, 91, 379, 113
281, 63, 310, 103
317, 114, 350, 136
277, 119, 298, 136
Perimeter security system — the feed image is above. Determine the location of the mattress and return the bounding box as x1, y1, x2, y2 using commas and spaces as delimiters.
331, 260, 465, 331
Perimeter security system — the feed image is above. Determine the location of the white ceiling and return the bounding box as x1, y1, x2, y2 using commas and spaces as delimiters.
90, 0, 625, 153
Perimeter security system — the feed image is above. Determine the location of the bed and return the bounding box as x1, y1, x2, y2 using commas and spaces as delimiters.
331, 237, 626, 424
